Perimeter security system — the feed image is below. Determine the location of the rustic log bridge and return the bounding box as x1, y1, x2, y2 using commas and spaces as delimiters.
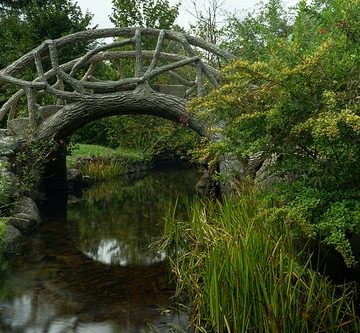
0, 27, 241, 193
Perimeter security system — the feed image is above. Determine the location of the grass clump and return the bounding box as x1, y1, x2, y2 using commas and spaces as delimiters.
78, 161, 125, 181
161, 191, 360, 332
66, 144, 153, 180
67, 144, 151, 168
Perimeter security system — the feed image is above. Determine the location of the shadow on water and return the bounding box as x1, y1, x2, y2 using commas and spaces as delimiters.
0, 165, 199, 333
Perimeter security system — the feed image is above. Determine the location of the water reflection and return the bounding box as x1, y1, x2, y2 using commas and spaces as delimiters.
84, 238, 167, 266
68, 167, 196, 266
0, 165, 198, 333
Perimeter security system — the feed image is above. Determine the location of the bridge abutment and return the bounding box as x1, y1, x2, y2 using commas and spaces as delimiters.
41, 143, 67, 197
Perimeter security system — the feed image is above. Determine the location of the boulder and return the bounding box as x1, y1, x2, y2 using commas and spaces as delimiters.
254, 155, 280, 189
2, 225, 22, 254
7, 212, 39, 234
14, 196, 41, 223
248, 151, 264, 175
67, 168, 82, 182
0, 129, 10, 139
0, 136, 21, 156
254, 154, 296, 189
219, 153, 245, 195
7, 117, 30, 136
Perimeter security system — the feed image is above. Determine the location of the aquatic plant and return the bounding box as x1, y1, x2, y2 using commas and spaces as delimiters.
161, 192, 360, 332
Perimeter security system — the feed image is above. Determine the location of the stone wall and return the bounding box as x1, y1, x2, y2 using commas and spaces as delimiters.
0, 130, 41, 254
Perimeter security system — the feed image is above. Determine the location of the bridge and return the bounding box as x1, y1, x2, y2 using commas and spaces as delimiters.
0, 27, 235, 140
0, 28, 241, 195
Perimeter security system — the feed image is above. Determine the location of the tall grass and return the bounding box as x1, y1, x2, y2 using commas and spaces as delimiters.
161, 191, 360, 332
78, 161, 125, 181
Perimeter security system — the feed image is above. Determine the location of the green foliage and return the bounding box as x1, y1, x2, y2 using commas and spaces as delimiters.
110, 0, 180, 29
0, 172, 12, 214
78, 161, 125, 181
66, 143, 154, 180
71, 120, 109, 146
0, 0, 92, 68
263, 182, 360, 267
161, 194, 360, 332
14, 139, 63, 195
223, 0, 291, 59
191, 0, 360, 264
105, 115, 199, 159
0, 217, 7, 250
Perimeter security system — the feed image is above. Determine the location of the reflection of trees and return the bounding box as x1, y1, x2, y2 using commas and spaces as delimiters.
67, 167, 198, 266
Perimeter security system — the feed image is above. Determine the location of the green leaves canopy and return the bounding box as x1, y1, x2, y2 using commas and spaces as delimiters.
0, 0, 92, 68
110, 0, 179, 29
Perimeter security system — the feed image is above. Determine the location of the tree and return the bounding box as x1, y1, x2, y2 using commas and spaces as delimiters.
0, 0, 92, 68
222, 0, 291, 60
110, 0, 179, 29
188, 0, 225, 46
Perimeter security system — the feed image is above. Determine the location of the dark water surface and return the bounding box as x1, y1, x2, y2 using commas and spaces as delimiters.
0, 166, 198, 333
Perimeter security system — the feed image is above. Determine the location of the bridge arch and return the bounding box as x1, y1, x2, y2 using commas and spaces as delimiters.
35, 85, 206, 141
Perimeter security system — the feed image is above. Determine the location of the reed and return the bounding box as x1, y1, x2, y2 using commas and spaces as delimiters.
79, 161, 125, 181
161, 192, 360, 332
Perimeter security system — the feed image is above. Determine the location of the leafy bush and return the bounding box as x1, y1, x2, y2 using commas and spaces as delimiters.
262, 182, 360, 267
190, 0, 360, 265
0, 172, 12, 214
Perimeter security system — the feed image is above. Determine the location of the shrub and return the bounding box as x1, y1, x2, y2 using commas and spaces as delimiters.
190, 0, 360, 265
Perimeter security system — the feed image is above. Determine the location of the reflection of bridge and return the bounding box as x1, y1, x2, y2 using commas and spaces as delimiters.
0, 28, 235, 140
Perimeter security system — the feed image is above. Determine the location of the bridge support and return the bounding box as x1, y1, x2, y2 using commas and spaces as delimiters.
41, 142, 67, 197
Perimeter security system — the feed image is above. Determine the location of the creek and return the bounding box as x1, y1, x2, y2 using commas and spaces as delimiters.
0, 165, 198, 333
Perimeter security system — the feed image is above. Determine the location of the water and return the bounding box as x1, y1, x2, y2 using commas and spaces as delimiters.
0, 165, 198, 333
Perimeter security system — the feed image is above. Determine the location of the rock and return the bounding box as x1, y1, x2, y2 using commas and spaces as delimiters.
7, 212, 39, 233
7, 118, 30, 136
67, 168, 82, 182
2, 225, 22, 254
0, 136, 21, 156
219, 153, 245, 195
0, 129, 10, 139
248, 151, 264, 175
254, 155, 280, 189
0, 170, 17, 197
196, 166, 217, 196
254, 154, 296, 189
14, 196, 41, 223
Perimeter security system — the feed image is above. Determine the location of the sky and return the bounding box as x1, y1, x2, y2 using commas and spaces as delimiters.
76, 0, 300, 29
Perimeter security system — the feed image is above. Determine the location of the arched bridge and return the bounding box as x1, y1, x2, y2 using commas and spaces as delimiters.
0, 27, 235, 140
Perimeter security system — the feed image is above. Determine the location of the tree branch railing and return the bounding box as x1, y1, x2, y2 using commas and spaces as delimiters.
0, 27, 235, 131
